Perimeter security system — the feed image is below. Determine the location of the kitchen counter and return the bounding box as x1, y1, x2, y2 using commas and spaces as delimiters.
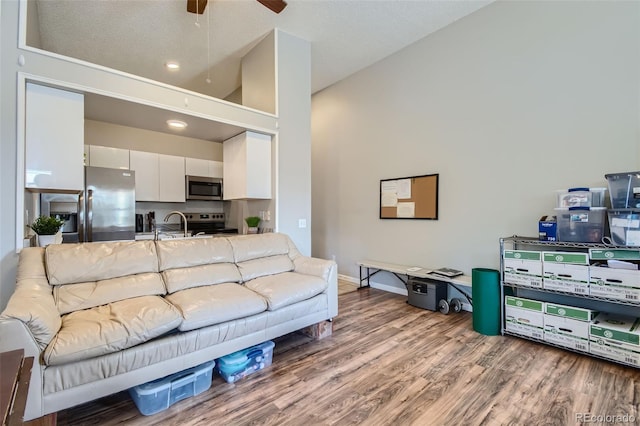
134, 232, 238, 241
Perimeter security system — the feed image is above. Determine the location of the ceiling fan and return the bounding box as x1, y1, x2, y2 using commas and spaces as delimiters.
187, 0, 287, 15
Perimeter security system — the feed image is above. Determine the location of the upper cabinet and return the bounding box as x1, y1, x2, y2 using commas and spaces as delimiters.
158, 154, 186, 202
130, 150, 185, 202
89, 145, 129, 169
185, 158, 223, 179
223, 131, 272, 200
25, 83, 84, 192
129, 150, 158, 201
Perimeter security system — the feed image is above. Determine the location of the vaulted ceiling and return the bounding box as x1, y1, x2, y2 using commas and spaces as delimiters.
29, 0, 492, 141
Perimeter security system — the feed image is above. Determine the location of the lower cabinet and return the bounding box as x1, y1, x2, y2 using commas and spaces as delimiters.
130, 150, 185, 202
500, 236, 640, 368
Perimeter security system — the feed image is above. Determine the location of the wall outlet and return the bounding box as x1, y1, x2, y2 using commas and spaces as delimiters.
298, 219, 307, 228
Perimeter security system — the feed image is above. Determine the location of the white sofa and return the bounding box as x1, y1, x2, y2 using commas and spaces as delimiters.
0, 233, 337, 421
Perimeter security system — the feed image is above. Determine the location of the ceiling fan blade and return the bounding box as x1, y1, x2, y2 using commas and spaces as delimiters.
257, 0, 287, 14
187, 0, 208, 14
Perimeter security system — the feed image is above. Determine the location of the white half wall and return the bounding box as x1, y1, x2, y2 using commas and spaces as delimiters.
311, 1, 640, 292
275, 29, 312, 255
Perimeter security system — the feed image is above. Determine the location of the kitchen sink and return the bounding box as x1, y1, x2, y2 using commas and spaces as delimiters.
134, 231, 212, 241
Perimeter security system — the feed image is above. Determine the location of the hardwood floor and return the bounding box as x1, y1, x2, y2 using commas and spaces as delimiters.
56, 287, 640, 425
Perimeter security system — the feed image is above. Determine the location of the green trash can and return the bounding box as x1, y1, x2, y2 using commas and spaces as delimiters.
471, 268, 501, 336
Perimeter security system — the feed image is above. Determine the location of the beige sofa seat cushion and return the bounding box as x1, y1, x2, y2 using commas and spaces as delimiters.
236, 255, 294, 282
53, 273, 166, 315
156, 238, 235, 271
166, 283, 267, 331
44, 294, 327, 393
43, 295, 182, 366
162, 263, 241, 294
46, 241, 158, 285
244, 272, 328, 311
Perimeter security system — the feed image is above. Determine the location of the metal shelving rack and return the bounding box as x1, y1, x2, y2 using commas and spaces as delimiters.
499, 235, 640, 369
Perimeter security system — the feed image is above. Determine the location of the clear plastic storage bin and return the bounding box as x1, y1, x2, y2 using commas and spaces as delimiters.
605, 171, 640, 208
216, 341, 275, 383
129, 360, 215, 416
607, 209, 640, 246
556, 187, 607, 208
554, 207, 607, 243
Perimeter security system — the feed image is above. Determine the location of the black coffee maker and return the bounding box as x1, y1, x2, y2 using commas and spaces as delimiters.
135, 214, 144, 233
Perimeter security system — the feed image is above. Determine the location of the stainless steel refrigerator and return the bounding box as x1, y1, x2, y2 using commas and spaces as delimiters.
79, 166, 136, 242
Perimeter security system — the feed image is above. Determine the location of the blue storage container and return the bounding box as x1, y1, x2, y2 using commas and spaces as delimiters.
216, 341, 275, 383
129, 360, 215, 416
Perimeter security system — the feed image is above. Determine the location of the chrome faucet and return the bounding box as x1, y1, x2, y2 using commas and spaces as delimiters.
163, 211, 188, 238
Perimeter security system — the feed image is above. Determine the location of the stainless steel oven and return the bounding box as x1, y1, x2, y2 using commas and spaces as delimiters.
186, 176, 223, 201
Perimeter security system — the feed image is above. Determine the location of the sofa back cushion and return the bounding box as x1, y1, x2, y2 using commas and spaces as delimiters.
156, 238, 235, 270
53, 273, 166, 315
162, 263, 242, 293
46, 241, 158, 285
228, 233, 291, 262
236, 255, 294, 282
157, 238, 241, 293
228, 233, 295, 281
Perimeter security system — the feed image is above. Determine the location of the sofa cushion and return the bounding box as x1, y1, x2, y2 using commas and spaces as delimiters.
244, 271, 328, 311
53, 273, 166, 315
228, 233, 291, 262
46, 241, 158, 285
43, 295, 182, 366
156, 238, 235, 271
236, 255, 294, 282
165, 283, 268, 331
162, 263, 241, 294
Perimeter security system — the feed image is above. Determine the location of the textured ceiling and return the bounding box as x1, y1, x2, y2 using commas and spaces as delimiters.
32, 0, 492, 140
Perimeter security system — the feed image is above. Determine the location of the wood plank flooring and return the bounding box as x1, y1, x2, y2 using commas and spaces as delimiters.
56, 287, 640, 425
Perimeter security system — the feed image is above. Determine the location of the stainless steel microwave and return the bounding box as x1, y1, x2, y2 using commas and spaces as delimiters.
186, 176, 223, 200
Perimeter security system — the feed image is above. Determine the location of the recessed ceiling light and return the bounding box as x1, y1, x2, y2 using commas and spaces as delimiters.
165, 61, 180, 71
167, 119, 187, 130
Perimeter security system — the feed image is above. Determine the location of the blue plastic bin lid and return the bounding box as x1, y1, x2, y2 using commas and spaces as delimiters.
217, 341, 275, 368
132, 360, 215, 395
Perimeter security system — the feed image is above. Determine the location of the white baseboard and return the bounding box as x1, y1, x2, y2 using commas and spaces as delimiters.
338, 274, 358, 285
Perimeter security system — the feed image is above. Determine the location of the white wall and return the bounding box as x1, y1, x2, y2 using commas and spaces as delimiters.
85, 120, 223, 161
275, 30, 312, 255
311, 0, 640, 292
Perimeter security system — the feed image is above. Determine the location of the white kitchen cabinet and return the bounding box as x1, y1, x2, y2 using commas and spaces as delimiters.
185, 158, 223, 178
209, 161, 223, 178
158, 154, 185, 202
88, 145, 129, 169
130, 151, 185, 202
185, 157, 209, 177
129, 150, 159, 201
25, 83, 84, 191
223, 131, 271, 199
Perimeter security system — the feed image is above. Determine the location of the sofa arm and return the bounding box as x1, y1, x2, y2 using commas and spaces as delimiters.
293, 257, 338, 318
293, 257, 335, 282
0, 318, 45, 420
1, 279, 61, 350
2, 248, 61, 350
